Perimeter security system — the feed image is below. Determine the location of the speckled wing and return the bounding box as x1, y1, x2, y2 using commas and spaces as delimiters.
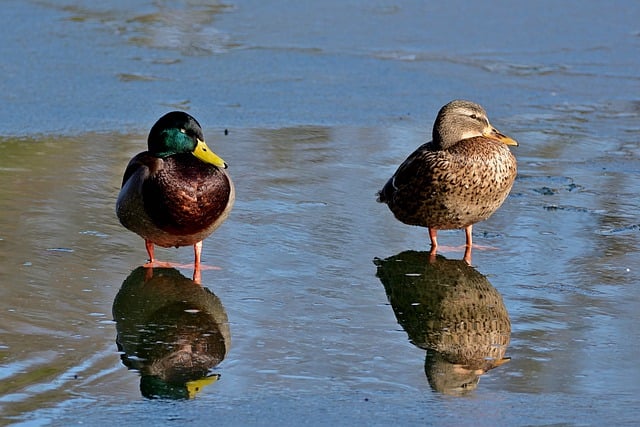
378, 142, 435, 204
379, 138, 516, 229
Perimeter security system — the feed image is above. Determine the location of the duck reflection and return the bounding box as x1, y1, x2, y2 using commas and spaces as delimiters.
113, 267, 230, 399
374, 251, 510, 395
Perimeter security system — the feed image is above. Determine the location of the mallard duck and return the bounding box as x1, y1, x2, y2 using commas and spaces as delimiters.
116, 111, 234, 272
377, 100, 518, 252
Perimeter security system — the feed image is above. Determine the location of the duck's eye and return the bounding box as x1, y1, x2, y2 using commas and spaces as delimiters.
470, 114, 478, 120
179, 128, 187, 134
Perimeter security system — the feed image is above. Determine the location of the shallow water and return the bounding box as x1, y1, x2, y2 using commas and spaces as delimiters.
1, 0, 640, 426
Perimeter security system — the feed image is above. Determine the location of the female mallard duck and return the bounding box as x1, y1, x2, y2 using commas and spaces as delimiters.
377, 100, 518, 253
116, 111, 234, 272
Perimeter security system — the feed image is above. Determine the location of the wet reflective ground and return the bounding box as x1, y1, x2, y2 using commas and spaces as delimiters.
1, 0, 640, 425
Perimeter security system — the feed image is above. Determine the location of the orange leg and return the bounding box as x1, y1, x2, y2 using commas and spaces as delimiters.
142, 239, 212, 283
464, 225, 473, 248
428, 228, 439, 261
428, 228, 439, 249
429, 226, 474, 264
194, 241, 203, 268
463, 225, 473, 265
193, 265, 202, 284
145, 240, 155, 263
463, 245, 472, 265
193, 241, 203, 284
143, 240, 166, 268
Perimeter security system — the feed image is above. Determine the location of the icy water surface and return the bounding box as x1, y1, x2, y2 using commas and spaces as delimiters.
1, 0, 640, 426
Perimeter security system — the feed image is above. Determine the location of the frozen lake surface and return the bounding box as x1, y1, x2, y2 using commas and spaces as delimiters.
1, 1, 639, 425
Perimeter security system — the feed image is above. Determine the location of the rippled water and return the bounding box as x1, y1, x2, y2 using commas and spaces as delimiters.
1, 0, 639, 426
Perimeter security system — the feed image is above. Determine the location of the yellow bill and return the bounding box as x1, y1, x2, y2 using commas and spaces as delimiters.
192, 139, 228, 168
484, 127, 519, 146
186, 374, 221, 399
494, 357, 512, 367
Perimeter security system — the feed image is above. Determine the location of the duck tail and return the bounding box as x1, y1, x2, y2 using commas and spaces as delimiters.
376, 177, 395, 204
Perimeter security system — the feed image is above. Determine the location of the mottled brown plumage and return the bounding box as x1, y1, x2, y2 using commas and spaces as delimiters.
374, 251, 511, 394
116, 111, 234, 274
378, 100, 517, 252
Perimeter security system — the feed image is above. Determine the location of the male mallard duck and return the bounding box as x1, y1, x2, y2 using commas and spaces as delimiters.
116, 111, 234, 272
377, 100, 517, 253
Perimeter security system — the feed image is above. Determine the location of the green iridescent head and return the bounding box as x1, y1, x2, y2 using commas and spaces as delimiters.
147, 111, 227, 168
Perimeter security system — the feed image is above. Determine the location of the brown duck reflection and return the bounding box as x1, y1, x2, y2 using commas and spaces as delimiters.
374, 251, 510, 395
113, 267, 230, 399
